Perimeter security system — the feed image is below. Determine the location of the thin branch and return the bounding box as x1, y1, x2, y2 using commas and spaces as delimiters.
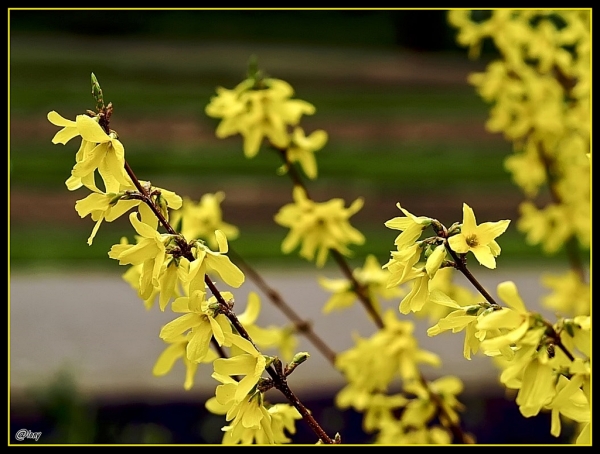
120, 157, 336, 444
444, 242, 500, 307
229, 247, 338, 365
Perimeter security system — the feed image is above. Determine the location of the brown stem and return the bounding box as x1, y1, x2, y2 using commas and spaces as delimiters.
218, 293, 335, 444
273, 375, 338, 444
330, 249, 384, 329
121, 160, 335, 444
444, 243, 500, 307
229, 248, 337, 365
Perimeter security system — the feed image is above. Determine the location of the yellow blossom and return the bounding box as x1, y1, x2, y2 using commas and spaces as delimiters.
159, 290, 234, 363
237, 292, 298, 362
477, 281, 543, 354
185, 230, 245, 291
283, 126, 328, 179
206, 77, 316, 158
274, 186, 364, 267
448, 203, 510, 269
152, 332, 219, 390
384, 203, 432, 250
541, 271, 590, 316
318, 254, 404, 314
213, 335, 267, 402
70, 114, 129, 186
170, 192, 239, 250
108, 212, 172, 296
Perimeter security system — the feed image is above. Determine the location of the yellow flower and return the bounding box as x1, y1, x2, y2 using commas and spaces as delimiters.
426, 289, 483, 360
274, 186, 364, 267
152, 332, 219, 390
541, 270, 590, 316
383, 243, 424, 288
403, 376, 465, 427
477, 281, 544, 355
318, 254, 404, 314
69, 114, 130, 186
48, 111, 81, 144
546, 374, 590, 438
448, 203, 510, 269
283, 127, 328, 179
48, 111, 100, 192
398, 272, 430, 315
159, 290, 234, 363
237, 292, 298, 362
335, 310, 440, 393
185, 230, 245, 291
75, 170, 181, 245
384, 203, 432, 250
515, 359, 556, 417
206, 77, 316, 158
108, 212, 171, 295
170, 192, 239, 250
213, 335, 267, 402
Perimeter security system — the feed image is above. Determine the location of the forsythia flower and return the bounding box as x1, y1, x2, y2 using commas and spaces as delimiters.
335, 310, 440, 396
213, 335, 268, 402
48, 111, 105, 191
207, 375, 301, 446
384, 203, 432, 250
426, 289, 486, 360
186, 230, 245, 290
274, 186, 365, 267
152, 332, 219, 390
545, 374, 590, 438
206, 77, 316, 158
170, 192, 239, 250
75, 171, 182, 245
477, 281, 544, 356
402, 376, 465, 427
282, 126, 328, 179
541, 270, 590, 316
108, 212, 173, 297
448, 203, 510, 269
318, 254, 404, 314
159, 290, 234, 363
48, 111, 130, 186
237, 292, 298, 361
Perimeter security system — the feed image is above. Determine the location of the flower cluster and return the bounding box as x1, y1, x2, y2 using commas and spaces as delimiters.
383, 202, 509, 315
274, 186, 365, 268
449, 9, 590, 259
48, 79, 306, 444
205, 75, 328, 180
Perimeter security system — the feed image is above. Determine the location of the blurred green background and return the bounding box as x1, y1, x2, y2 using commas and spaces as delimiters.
9, 8, 568, 274
9, 9, 582, 445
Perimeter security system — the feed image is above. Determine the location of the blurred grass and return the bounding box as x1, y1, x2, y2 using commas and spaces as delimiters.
9, 20, 580, 272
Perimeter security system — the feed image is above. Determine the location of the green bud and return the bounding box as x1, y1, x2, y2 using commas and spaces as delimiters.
107, 192, 125, 205
290, 352, 310, 365
263, 355, 276, 368
208, 301, 221, 313
284, 352, 310, 377
155, 193, 169, 221
91, 72, 104, 110
465, 305, 481, 316
447, 222, 461, 236
564, 321, 575, 337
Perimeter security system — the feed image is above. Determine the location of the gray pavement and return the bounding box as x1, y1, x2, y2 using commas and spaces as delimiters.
10, 266, 565, 404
